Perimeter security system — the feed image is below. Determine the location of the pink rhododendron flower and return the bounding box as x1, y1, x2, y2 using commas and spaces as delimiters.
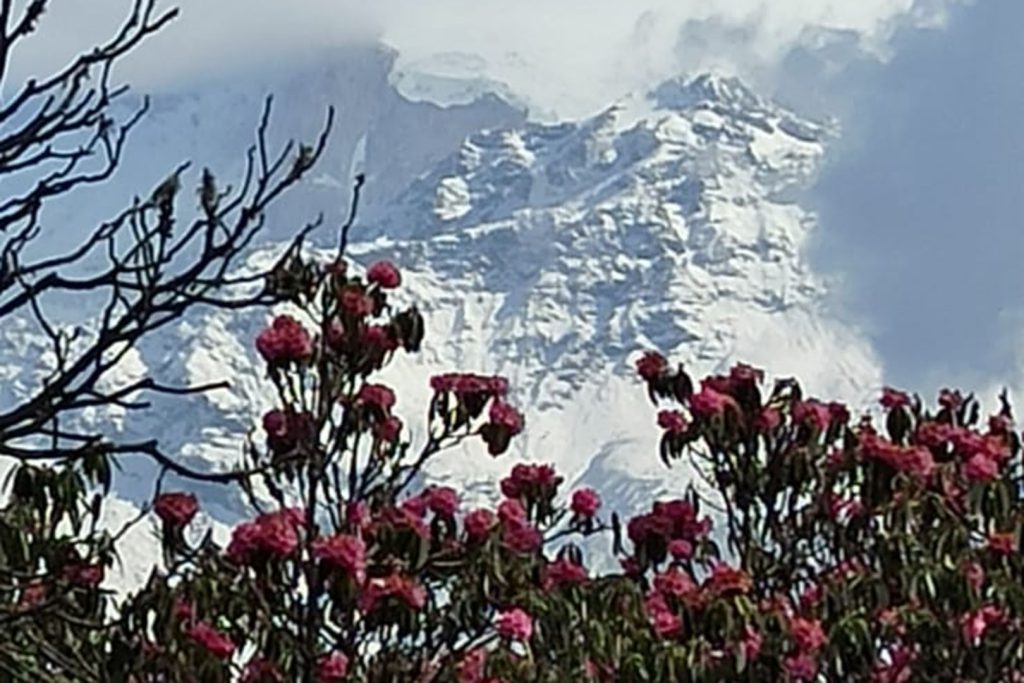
756, 407, 782, 432
497, 498, 527, 525
255, 315, 313, 364
423, 485, 459, 517
154, 492, 198, 528
172, 599, 194, 623
635, 351, 667, 381
644, 592, 682, 638
373, 415, 402, 443
570, 487, 601, 517
880, 387, 911, 409
316, 652, 350, 682
262, 409, 315, 454
500, 463, 560, 498
688, 385, 733, 417
541, 556, 588, 590
366, 260, 401, 289
358, 383, 396, 412
964, 452, 1000, 482
789, 616, 827, 652
464, 508, 497, 542
704, 563, 752, 596
361, 324, 398, 351
430, 373, 508, 398
784, 653, 819, 681
226, 508, 305, 564
489, 400, 523, 434
668, 539, 693, 560
457, 648, 488, 683
653, 566, 697, 598
359, 573, 427, 613
657, 409, 687, 435
793, 399, 832, 432
987, 531, 1015, 555
961, 605, 1004, 645
187, 622, 235, 659
502, 519, 543, 553
496, 608, 533, 641
311, 533, 366, 583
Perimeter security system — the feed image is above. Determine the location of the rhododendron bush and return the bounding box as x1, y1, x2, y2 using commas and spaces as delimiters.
11, 240, 1024, 681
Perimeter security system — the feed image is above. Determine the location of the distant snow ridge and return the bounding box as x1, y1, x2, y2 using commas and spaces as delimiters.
0, 72, 882, 594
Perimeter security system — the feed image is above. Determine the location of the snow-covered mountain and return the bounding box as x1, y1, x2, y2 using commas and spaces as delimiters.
0, 56, 884, 587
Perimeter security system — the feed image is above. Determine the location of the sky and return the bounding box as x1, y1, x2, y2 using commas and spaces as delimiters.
9, 0, 1024, 399
805, 0, 1024, 399
15, 0, 958, 116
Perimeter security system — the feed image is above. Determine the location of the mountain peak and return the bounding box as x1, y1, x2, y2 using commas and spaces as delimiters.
650, 72, 769, 114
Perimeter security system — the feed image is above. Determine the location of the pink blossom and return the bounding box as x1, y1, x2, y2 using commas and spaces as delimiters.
502, 519, 542, 553
373, 415, 402, 443
496, 608, 533, 641
489, 400, 524, 434
570, 487, 602, 518
423, 485, 459, 517
500, 463, 560, 498
657, 410, 687, 435
255, 315, 314, 364
154, 492, 198, 528
988, 531, 1015, 555
668, 539, 693, 560
757, 407, 782, 432
645, 592, 682, 638
541, 556, 588, 590
653, 566, 697, 598
457, 649, 488, 683
316, 652, 350, 682
361, 324, 398, 351
688, 385, 733, 417
63, 563, 104, 587
789, 616, 827, 652
497, 498, 527, 525
704, 563, 752, 596
464, 509, 497, 542
311, 533, 366, 583
635, 351, 667, 381
359, 573, 427, 613
964, 453, 1000, 483
961, 604, 1004, 645
358, 383, 396, 412
366, 260, 401, 289
784, 653, 819, 681
793, 400, 832, 432
225, 508, 305, 564
430, 373, 508, 398
880, 387, 911, 409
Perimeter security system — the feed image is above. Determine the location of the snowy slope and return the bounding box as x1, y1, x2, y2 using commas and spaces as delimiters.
0, 69, 883, 591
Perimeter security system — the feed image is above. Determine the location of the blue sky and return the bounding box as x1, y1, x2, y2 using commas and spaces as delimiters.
807, 0, 1024, 396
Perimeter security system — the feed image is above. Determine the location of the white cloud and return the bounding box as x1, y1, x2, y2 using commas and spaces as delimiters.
8, 0, 960, 117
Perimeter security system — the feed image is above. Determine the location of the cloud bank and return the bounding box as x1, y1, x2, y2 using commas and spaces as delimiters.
807, 0, 1024, 397
11, 0, 959, 117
